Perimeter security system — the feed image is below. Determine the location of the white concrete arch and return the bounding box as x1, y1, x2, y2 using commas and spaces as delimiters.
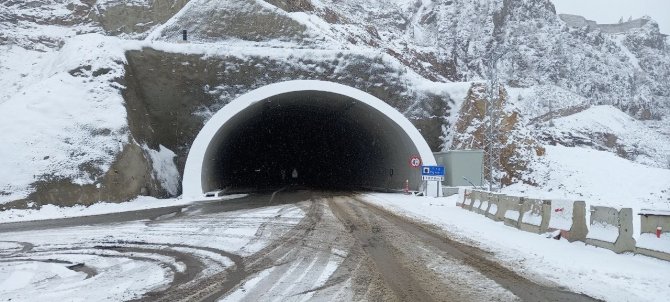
182, 80, 436, 198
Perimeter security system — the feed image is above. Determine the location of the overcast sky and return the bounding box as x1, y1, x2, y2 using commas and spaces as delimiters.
551, 0, 670, 34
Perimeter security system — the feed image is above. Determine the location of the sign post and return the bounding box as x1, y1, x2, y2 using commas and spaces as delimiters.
421, 166, 445, 197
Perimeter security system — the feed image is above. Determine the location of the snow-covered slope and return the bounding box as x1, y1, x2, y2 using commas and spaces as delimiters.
0, 35, 135, 203
505, 145, 670, 210
540, 105, 670, 168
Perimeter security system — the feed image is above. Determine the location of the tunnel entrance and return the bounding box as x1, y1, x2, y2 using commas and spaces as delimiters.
183, 81, 436, 198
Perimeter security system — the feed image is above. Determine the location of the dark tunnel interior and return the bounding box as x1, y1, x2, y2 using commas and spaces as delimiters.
202, 91, 422, 192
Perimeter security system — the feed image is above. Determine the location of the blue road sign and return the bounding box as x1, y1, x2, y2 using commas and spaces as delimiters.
421, 166, 445, 176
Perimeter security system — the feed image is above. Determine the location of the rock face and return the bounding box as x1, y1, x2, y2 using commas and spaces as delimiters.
149, 0, 316, 44
0, 1, 192, 49
450, 83, 545, 186
94, 0, 190, 36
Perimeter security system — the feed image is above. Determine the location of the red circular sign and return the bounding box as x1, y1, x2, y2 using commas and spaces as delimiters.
409, 155, 422, 168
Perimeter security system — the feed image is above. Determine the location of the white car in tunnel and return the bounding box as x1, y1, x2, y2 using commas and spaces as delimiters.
204, 190, 226, 198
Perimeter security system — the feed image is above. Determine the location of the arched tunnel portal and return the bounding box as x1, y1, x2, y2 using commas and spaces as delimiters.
182, 81, 436, 198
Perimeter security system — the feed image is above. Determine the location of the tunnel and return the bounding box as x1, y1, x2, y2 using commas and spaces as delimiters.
182, 80, 436, 198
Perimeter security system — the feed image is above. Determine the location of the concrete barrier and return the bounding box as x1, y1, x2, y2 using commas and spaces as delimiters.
465, 190, 478, 210
494, 194, 514, 222
479, 193, 490, 215
519, 198, 551, 234
464, 190, 482, 211
503, 196, 524, 228
586, 206, 636, 253
636, 209, 670, 261
456, 191, 670, 261
484, 193, 499, 220
547, 199, 587, 242
471, 191, 484, 214
460, 189, 472, 207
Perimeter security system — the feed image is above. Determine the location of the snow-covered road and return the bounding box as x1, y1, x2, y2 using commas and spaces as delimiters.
0, 191, 600, 301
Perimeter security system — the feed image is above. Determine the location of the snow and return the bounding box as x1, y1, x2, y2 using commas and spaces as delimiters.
0, 46, 48, 106
547, 199, 575, 230
0, 242, 21, 252
363, 192, 670, 302
96, 0, 151, 10
488, 203, 498, 215
504, 210, 520, 221
613, 34, 642, 69
219, 267, 276, 302
144, 144, 181, 196
548, 105, 670, 168
637, 233, 670, 254
505, 145, 670, 211
507, 84, 589, 119
144, 0, 199, 41
0, 195, 242, 224
0, 262, 80, 291
521, 212, 542, 226
0, 34, 142, 203
0, 256, 170, 302
639, 209, 670, 216
586, 222, 619, 242
437, 81, 478, 148
0, 202, 306, 301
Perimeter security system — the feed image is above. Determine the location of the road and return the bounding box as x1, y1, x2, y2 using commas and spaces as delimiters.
0, 191, 599, 301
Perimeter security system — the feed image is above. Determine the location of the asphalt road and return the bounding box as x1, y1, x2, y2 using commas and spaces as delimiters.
0, 190, 601, 301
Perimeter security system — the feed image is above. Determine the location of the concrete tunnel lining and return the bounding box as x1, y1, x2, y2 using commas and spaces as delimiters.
182, 80, 436, 198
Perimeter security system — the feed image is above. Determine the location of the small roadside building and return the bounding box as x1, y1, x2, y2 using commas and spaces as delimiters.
433, 150, 484, 187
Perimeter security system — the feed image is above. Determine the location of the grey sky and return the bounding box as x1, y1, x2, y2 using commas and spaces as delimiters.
551, 0, 670, 34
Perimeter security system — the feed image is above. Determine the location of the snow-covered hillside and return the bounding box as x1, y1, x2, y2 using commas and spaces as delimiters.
504, 145, 670, 210
539, 105, 670, 168
0, 35, 134, 203
0, 0, 669, 209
